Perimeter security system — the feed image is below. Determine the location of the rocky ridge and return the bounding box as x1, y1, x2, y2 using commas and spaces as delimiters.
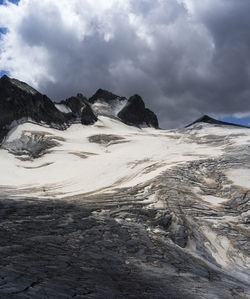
0, 76, 159, 143
187, 114, 249, 128
0, 75, 68, 143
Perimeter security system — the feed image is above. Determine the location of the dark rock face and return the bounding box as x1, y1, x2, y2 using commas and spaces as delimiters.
89, 88, 126, 103
81, 103, 98, 125
89, 89, 127, 118
144, 108, 159, 129
118, 95, 159, 128
0, 75, 159, 144
2, 132, 60, 160
60, 94, 97, 125
186, 114, 249, 128
0, 76, 98, 143
60, 94, 88, 116
0, 75, 68, 143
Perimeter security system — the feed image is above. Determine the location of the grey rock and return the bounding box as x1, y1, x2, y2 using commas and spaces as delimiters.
0, 76, 98, 144
118, 95, 159, 128
186, 114, 249, 128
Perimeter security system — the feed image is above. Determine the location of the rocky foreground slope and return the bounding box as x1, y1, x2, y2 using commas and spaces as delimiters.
0, 76, 249, 298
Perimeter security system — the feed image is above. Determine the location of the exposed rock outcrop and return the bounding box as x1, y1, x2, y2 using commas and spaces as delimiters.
186, 114, 249, 128
59, 93, 88, 116
0, 75, 68, 143
0, 76, 98, 143
81, 103, 98, 125
59, 94, 97, 125
118, 94, 159, 128
89, 89, 127, 118
89, 88, 126, 104
0, 75, 160, 143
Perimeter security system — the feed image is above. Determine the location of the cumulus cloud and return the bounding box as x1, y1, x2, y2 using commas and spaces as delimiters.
0, 0, 250, 128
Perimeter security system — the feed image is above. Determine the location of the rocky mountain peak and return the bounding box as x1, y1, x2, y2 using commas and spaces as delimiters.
118, 94, 159, 128
0, 76, 99, 143
0, 74, 10, 82
57, 94, 97, 125
0, 75, 161, 143
89, 89, 128, 119
76, 93, 87, 100
0, 75, 39, 96
0, 76, 71, 143
59, 95, 87, 115
128, 94, 145, 109
186, 114, 249, 128
0, 74, 13, 84
89, 88, 126, 104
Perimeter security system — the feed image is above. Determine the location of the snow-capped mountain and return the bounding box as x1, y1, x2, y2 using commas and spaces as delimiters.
0, 76, 249, 298
0, 75, 158, 145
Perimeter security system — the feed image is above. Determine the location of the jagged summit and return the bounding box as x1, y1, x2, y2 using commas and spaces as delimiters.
0, 76, 160, 143
57, 94, 97, 125
0, 75, 68, 143
89, 88, 126, 104
186, 114, 249, 128
89, 88, 127, 118
1, 74, 11, 82
1, 75, 248, 139
0, 74, 39, 95
88, 88, 159, 128
118, 94, 159, 128
0, 76, 99, 143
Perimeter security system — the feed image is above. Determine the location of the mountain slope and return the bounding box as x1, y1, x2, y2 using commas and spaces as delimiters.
0, 116, 224, 197
0, 116, 249, 298
0, 76, 249, 298
89, 89, 159, 128
186, 114, 249, 128
0, 75, 69, 142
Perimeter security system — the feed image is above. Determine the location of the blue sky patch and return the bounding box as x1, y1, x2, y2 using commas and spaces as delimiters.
220, 115, 250, 127
0, 0, 19, 5
0, 27, 7, 35
0, 70, 9, 77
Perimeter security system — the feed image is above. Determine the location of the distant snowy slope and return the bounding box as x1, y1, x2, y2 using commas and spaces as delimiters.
0, 117, 249, 200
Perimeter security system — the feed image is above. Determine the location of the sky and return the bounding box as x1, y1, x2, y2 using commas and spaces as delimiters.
0, 0, 249, 128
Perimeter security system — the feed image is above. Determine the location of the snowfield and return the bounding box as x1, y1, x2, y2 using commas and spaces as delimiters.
1, 116, 243, 199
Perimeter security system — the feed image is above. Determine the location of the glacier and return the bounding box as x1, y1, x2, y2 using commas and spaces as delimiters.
0, 75, 249, 298
0, 116, 249, 298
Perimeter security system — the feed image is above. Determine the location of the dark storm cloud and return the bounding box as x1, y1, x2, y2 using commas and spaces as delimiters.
0, 0, 250, 128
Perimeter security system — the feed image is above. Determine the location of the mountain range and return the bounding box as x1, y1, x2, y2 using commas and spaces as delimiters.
0, 75, 159, 144
0, 75, 249, 298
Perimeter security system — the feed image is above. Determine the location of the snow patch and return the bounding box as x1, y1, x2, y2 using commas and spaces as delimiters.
202, 227, 250, 283
202, 195, 228, 206
55, 104, 72, 114
226, 168, 250, 189
92, 98, 127, 117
